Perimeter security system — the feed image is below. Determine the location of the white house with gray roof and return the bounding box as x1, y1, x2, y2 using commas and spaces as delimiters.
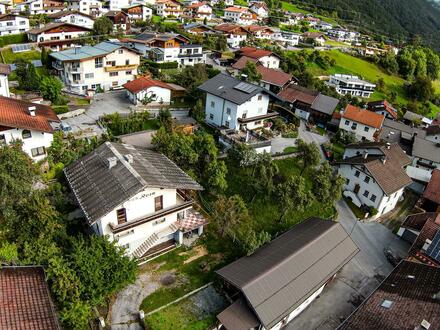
327, 74, 376, 98
64, 142, 207, 259
50, 41, 141, 95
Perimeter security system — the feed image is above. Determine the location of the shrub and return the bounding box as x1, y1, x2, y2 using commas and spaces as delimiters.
144, 60, 178, 69
0, 34, 27, 47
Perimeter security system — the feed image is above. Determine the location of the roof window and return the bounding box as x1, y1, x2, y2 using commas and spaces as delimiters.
380, 299, 393, 309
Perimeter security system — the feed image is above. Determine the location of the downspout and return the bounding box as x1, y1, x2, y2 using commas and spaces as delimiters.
220, 96, 226, 127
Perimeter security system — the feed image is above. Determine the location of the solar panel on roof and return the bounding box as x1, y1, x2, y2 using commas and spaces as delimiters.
427, 231, 440, 262
11, 44, 32, 53
234, 81, 258, 94
32, 60, 42, 67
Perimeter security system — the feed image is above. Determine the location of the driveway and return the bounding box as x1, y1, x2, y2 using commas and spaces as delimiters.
297, 120, 329, 161
271, 136, 297, 154
286, 200, 410, 329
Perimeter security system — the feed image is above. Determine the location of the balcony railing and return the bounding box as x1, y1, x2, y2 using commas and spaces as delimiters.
104, 64, 138, 72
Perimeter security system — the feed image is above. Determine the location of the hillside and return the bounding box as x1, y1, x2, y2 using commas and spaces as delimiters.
290, 0, 440, 48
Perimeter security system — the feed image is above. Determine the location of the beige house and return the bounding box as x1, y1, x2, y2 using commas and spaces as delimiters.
50, 41, 141, 95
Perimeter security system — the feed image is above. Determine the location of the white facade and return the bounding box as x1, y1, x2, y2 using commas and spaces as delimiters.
224, 7, 256, 25
150, 43, 205, 67
187, 3, 212, 20
205, 92, 270, 130
327, 29, 359, 43
328, 74, 376, 98
53, 13, 95, 28
52, 46, 140, 95
124, 5, 152, 20
27, 27, 89, 44
126, 85, 171, 105
27, 0, 65, 15
67, 0, 103, 17
339, 116, 378, 141
256, 54, 279, 69
249, 3, 268, 18
156, 0, 182, 18
0, 15, 29, 36
226, 32, 246, 48
271, 31, 300, 47
109, 0, 129, 11
0, 127, 54, 161
0, 73, 9, 97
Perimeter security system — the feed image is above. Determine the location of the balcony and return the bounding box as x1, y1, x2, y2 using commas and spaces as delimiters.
178, 53, 203, 58
104, 64, 138, 72
0, 25, 17, 32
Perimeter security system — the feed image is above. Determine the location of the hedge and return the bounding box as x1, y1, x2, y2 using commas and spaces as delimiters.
0, 34, 27, 47
144, 60, 178, 69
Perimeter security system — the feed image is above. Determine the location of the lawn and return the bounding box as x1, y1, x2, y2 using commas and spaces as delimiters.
152, 15, 162, 24
281, 1, 338, 24
283, 146, 298, 153
234, 0, 247, 6
1, 48, 41, 64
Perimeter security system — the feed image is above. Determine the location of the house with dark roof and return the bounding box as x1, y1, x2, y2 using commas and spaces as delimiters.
339, 260, 440, 330
0, 266, 61, 330
367, 99, 397, 120
105, 11, 130, 32
334, 142, 412, 217
64, 142, 207, 259
123, 76, 185, 105
339, 104, 385, 141
0, 96, 60, 161
425, 124, 440, 143
198, 73, 277, 153
278, 84, 339, 125
420, 169, 440, 213
216, 217, 359, 330
410, 136, 440, 175
397, 212, 440, 244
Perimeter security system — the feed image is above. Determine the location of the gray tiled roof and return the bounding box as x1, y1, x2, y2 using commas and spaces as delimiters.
311, 93, 339, 115
412, 136, 440, 163
216, 217, 359, 329
198, 73, 268, 105
64, 142, 202, 224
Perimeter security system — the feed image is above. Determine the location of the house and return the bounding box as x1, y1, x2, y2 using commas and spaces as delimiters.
236, 46, 280, 69
340, 260, 440, 330
122, 4, 153, 21
155, 0, 182, 18
301, 32, 325, 46
397, 212, 440, 244
327, 28, 359, 43
249, 1, 268, 18
335, 142, 412, 217
198, 73, 278, 153
122, 32, 205, 67
0, 96, 60, 161
339, 104, 385, 141
284, 12, 304, 25
109, 0, 129, 11
223, 6, 257, 26
64, 142, 207, 258
48, 11, 95, 29
0, 266, 61, 330
328, 74, 376, 98
105, 11, 130, 32
185, 1, 212, 20
217, 217, 359, 330
0, 14, 29, 36
50, 41, 141, 95
25, 0, 65, 15
271, 31, 300, 47
183, 22, 215, 35
403, 110, 432, 127
243, 25, 273, 39
379, 118, 425, 153
0, 63, 10, 97
123, 76, 185, 105
67, 0, 103, 17
214, 23, 248, 48
425, 124, 440, 143
367, 99, 397, 120
316, 21, 332, 30
420, 169, 440, 212
278, 84, 339, 124
27, 23, 92, 51
411, 136, 440, 172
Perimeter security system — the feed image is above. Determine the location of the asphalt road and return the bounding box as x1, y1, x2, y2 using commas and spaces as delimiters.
286, 200, 409, 330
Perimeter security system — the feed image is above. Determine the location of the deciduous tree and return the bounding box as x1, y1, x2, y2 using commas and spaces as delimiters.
211, 195, 249, 238
275, 176, 312, 222
296, 139, 321, 174
92, 16, 113, 36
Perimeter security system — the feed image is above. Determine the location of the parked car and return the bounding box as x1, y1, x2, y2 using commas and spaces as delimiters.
321, 144, 333, 160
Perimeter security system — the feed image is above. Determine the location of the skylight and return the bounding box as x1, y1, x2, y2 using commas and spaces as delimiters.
381, 299, 393, 309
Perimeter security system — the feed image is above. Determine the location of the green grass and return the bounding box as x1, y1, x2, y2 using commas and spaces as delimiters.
145, 298, 216, 330
234, 0, 247, 6
344, 198, 366, 219
283, 146, 298, 153
140, 247, 224, 313
281, 1, 338, 24
1, 48, 41, 64
152, 15, 162, 24
74, 98, 90, 106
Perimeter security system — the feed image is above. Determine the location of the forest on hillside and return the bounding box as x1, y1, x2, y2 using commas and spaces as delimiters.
290, 0, 440, 48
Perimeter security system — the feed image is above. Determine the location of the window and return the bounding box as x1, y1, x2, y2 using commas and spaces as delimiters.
6, 22, 12, 26
118, 49, 123, 54
116, 208, 127, 224
0, 134, 5, 144
258, 95, 262, 101
109, 72, 118, 77
225, 121, 230, 127
125, 70, 132, 75
95, 57, 103, 68
226, 107, 231, 115
72, 73, 81, 81
153, 218, 166, 226
364, 126, 369, 132
242, 111, 247, 119
364, 176, 370, 183
22, 130, 31, 139
65, 35, 72, 39
254, 120, 261, 125
354, 170, 360, 177
351, 123, 357, 129
125, 59, 130, 65
210, 101, 215, 108
82, 86, 88, 90
112, 81, 118, 87
346, 178, 350, 185
209, 114, 214, 120
155, 196, 163, 211
106, 60, 116, 66
370, 194, 377, 202
31, 146, 46, 157
345, 120, 349, 125
85, 73, 94, 79
363, 190, 369, 198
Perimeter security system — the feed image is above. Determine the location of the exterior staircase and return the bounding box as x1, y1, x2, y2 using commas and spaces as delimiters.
132, 222, 181, 258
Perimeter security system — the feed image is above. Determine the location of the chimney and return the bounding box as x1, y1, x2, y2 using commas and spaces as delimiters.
363, 151, 368, 159
386, 142, 391, 149
28, 106, 36, 117
107, 157, 117, 169
124, 154, 134, 164
241, 74, 248, 81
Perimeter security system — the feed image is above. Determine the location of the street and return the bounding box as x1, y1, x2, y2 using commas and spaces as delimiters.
286, 200, 409, 330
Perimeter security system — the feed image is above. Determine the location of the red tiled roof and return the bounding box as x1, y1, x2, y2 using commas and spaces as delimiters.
277, 84, 318, 104
224, 6, 248, 12
0, 96, 59, 133
342, 104, 385, 129
239, 46, 273, 59
402, 212, 440, 231
367, 99, 397, 119
258, 66, 292, 87
215, 23, 247, 34
231, 55, 259, 70
244, 25, 273, 33
423, 169, 440, 205
123, 77, 181, 94
0, 266, 61, 330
